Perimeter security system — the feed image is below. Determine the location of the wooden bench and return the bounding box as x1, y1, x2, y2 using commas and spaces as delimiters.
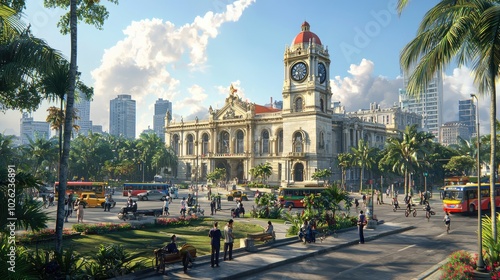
247, 232, 275, 242
243, 231, 275, 252
154, 244, 196, 274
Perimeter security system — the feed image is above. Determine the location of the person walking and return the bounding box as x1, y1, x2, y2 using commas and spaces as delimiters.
443, 212, 451, 233
180, 197, 187, 218
76, 200, 84, 223
223, 219, 234, 261
209, 221, 222, 267
163, 197, 170, 216
358, 210, 366, 244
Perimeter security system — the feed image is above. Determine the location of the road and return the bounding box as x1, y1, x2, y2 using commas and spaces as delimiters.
240, 196, 479, 280
41, 186, 253, 228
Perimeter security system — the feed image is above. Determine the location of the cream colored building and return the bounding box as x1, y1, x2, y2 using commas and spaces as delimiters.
166, 22, 398, 187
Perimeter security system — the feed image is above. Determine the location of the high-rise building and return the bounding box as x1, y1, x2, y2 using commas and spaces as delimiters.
74, 98, 93, 136
110, 94, 136, 139
92, 125, 103, 134
440, 121, 470, 146
399, 70, 443, 141
153, 98, 172, 142
20, 112, 50, 145
458, 99, 476, 138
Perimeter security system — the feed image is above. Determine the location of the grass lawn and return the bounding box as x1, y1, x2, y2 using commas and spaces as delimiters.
23, 218, 264, 265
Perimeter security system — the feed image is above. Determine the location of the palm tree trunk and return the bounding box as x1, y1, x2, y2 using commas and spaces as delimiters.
489, 73, 497, 242
55, 0, 77, 253
359, 167, 364, 193
404, 169, 408, 196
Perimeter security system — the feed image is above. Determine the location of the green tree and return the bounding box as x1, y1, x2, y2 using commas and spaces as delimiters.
249, 162, 273, 184
43, 0, 118, 253
381, 125, 433, 195
337, 152, 353, 190
399, 0, 500, 239
311, 168, 332, 186
207, 168, 226, 192
444, 155, 476, 176
0, 4, 62, 111
351, 139, 377, 193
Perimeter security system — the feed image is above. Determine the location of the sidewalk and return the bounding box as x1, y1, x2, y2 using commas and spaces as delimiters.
119, 221, 421, 280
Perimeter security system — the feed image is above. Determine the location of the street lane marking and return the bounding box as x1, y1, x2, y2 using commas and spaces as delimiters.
398, 244, 416, 252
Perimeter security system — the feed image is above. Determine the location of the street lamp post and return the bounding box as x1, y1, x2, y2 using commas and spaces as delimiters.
471, 93, 485, 272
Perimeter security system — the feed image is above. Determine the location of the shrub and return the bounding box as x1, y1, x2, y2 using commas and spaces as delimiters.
19, 228, 76, 243
155, 216, 194, 226
72, 222, 133, 234
440, 250, 475, 280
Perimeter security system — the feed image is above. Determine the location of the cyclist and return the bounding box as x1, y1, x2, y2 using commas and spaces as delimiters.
443, 212, 451, 233
424, 201, 432, 220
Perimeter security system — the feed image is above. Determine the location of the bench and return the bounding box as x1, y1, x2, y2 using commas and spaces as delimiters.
154, 244, 196, 274
243, 231, 275, 252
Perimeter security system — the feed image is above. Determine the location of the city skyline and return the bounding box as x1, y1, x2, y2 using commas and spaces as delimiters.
0, 0, 497, 138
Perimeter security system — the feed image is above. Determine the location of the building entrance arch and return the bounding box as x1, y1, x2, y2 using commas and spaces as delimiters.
294, 163, 304, 182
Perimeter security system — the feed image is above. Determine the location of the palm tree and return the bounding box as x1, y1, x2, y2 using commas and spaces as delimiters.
0, 4, 62, 111
337, 152, 353, 190
381, 125, 433, 195
351, 139, 377, 193
398, 0, 500, 240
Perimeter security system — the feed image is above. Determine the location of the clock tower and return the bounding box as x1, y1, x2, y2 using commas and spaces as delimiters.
282, 22, 333, 179
283, 21, 332, 115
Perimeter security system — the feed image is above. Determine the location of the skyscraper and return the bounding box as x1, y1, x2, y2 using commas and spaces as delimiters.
110, 94, 136, 139
153, 98, 172, 142
74, 98, 93, 136
20, 112, 50, 145
399, 70, 443, 141
458, 99, 476, 138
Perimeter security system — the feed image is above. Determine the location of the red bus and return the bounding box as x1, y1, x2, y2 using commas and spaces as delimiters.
122, 183, 170, 197
442, 184, 500, 213
54, 181, 107, 197
278, 186, 326, 208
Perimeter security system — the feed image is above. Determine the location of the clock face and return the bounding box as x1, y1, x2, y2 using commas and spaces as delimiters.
291, 62, 307, 81
318, 63, 326, 84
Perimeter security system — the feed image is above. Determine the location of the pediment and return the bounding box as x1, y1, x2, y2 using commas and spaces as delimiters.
213, 95, 250, 120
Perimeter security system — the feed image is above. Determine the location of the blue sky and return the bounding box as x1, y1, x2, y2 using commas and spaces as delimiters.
1, 0, 491, 137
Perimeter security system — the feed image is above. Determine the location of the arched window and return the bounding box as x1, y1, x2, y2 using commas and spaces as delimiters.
320, 98, 324, 112
220, 131, 230, 153
262, 130, 269, 154
277, 129, 283, 153
295, 97, 303, 112
172, 134, 180, 155
293, 132, 303, 153
236, 130, 244, 153
186, 134, 194, 155
318, 131, 325, 149
202, 133, 209, 155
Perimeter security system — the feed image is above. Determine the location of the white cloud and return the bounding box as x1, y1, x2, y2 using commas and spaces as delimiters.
331, 60, 497, 134
90, 0, 255, 136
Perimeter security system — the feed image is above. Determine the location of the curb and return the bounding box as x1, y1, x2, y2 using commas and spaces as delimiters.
413, 257, 447, 280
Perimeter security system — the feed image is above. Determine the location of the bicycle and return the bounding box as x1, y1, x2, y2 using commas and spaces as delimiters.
424, 207, 436, 222
405, 207, 417, 217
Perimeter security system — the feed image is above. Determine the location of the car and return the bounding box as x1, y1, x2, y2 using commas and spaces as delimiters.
137, 190, 166, 201
79, 192, 112, 208
226, 190, 248, 201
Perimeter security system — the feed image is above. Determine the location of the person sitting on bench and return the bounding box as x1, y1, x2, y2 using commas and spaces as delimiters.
163, 235, 194, 273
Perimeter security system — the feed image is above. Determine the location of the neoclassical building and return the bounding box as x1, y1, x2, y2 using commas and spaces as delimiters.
165, 22, 399, 187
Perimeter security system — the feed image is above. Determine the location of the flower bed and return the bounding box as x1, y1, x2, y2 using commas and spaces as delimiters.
440, 250, 500, 280
155, 216, 196, 226
18, 228, 80, 244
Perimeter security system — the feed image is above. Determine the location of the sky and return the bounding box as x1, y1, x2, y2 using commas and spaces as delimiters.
0, 0, 494, 138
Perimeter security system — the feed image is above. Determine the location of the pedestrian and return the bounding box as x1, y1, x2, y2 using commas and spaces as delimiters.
180, 197, 187, 217
362, 194, 366, 206
76, 200, 84, 223
209, 221, 222, 267
358, 210, 366, 244
163, 196, 170, 216
354, 198, 359, 210
376, 190, 381, 205
444, 212, 451, 233
223, 219, 234, 261
68, 192, 74, 217
64, 199, 70, 222
210, 198, 216, 215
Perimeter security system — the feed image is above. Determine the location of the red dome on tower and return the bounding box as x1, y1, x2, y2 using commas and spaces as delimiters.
292, 21, 322, 45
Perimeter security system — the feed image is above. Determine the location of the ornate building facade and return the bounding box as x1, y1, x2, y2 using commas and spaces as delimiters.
166, 22, 398, 187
